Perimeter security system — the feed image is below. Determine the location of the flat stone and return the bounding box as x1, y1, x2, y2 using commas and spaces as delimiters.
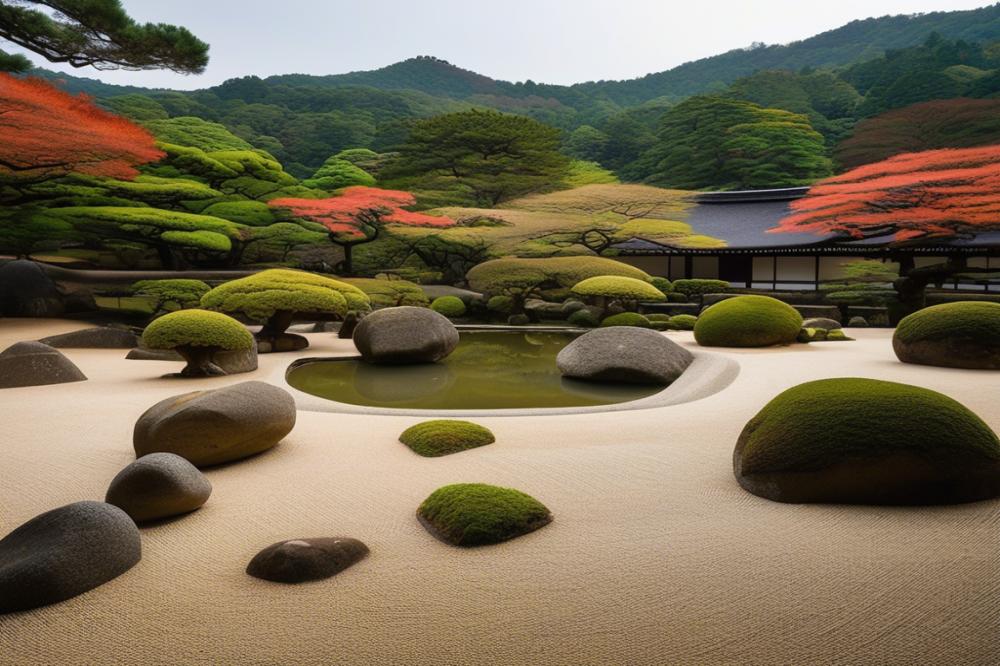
246, 537, 369, 583
105, 453, 212, 523
40, 326, 139, 349
133, 381, 296, 467
0, 501, 141, 614
557, 326, 694, 385
353, 306, 458, 364
0, 341, 87, 389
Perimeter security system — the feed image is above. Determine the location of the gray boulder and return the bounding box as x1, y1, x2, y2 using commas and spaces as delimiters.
40, 326, 139, 349
133, 381, 296, 467
0, 501, 141, 614
0, 341, 86, 389
561, 299, 587, 315
0, 260, 95, 317
525, 299, 567, 322
848, 316, 869, 328
802, 317, 842, 331
353, 306, 458, 364
557, 326, 694, 385
126, 337, 258, 375
105, 453, 212, 523
246, 537, 369, 583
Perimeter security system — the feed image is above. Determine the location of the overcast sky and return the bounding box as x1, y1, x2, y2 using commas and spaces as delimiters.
8, 0, 996, 90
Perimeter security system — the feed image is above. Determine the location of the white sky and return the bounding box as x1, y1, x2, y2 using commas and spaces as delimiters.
7, 0, 996, 90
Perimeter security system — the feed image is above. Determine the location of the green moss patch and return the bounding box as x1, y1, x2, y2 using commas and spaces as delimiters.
430, 296, 467, 318
400, 420, 495, 457
567, 309, 600, 327
668, 314, 697, 330
572, 276, 665, 302
694, 295, 802, 347
893, 302, 1000, 369
417, 483, 552, 547
600, 312, 652, 328
142, 309, 253, 351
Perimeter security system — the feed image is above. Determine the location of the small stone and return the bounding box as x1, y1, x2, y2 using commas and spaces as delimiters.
0, 341, 87, 389
105, 453, 212, 523
246, 537, 369, 583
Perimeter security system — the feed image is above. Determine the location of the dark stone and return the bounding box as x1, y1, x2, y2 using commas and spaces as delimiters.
0, 501, 141, 614
557, 326, 693, 385
246, 537, 369, 583
353, 306, 458, 364
133, 381, 296, 467
0, 341, 87, 389
802, 317, 842, 330
0, 260, 95, 317
39, 326, 139, 349
507, 314, 530, 326
848, 316, 868, 328
105, 453, 212, 523
525, 299, 567, 322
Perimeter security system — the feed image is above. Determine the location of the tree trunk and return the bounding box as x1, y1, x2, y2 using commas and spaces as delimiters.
256, 310, 307, 353
176, 346, 226, 377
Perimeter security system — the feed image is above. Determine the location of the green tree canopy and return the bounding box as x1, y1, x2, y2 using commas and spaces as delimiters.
0, 0, 208, 74
627, 96, 832, 190
383, 109, 571, 206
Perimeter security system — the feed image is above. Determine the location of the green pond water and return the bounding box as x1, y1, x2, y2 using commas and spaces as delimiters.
286, 331, 663, 410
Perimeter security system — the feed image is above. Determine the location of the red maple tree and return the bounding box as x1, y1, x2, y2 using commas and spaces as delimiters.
0, 73, 164, 184
772, 144, 1000, 243
269, 186, 454, 274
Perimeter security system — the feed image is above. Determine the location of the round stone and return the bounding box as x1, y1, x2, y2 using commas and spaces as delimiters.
557, 326, 693, 385
105, 453, 212, 523
246, 537, 369, 583
352, 306, 459, 364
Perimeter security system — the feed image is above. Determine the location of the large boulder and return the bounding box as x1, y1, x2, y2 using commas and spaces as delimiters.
557, 326, 693, 385
694, 295, 803, 348
0, 501, 141, 614
133, 381, 296, 467
246, 537, 369, 583
125, 337, 259, 375
105, 453, 212, 523
353, 306, 459, 364
734, 378, 1000, 504
0, 260, 95, 317
40, 326, 139, 349
0, 341, 87, 389
893, 302, 1000, 370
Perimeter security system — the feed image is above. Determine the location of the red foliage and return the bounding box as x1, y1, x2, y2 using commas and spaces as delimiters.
269, 186, 455, 238
772, 145, 1000, 243
0, 74, 164, 181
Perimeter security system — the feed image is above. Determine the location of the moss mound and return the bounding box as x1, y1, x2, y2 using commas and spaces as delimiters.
417, 483, 552, 546
430, 296, 467, 318
201, 269, 369, 321
486, 295, 513, 314
735, 378, 1000, 504
142, 310, 253, 351
399, 420, 495, 457
694, 295, 803, 347
893, 302, 1000, 369
567, 309, 599, 327
600, 312, 652, 328
572, 276, 665, 302
668, 314, 697, 330
340, 277, 427, 308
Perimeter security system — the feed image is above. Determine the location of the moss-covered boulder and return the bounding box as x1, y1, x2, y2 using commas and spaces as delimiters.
201, 269, 369, 353
399, 420, 495, 457
142, 309, 254, 377
417, 483, 552, 547
430, 295, 466, 318
893, 302, 1000, 370
600, 312, 652, 328
694, 295, 803, 348
668, 314, 697, 331
734, 378, 1000, 504
567, 308, 600, 328
572, 276, 666, 305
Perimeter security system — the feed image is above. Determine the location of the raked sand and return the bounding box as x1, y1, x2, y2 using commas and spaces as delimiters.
0, 319, 998, 666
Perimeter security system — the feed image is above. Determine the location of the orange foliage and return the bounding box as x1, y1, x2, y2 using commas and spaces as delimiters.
269, 186, 455, 238
0, 73, 163, 181
772, 145, 1000, 242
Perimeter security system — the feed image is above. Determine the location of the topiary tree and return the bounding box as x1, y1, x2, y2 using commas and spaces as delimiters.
572, 275, 665, 315
430, 295, 466, 318
339, 277, 428, 309
131, 279, 210, 316
302, 155, 376, 191
734, 378, 1000, 504
141, 309, 253, 377
200, 269, 369, 352
694, 295, 803, 347
893, 302, 1000, 369
417, 483, 553, 547
399, 420, 495, 457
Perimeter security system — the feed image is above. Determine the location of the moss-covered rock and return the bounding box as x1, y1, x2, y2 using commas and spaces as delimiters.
567, 308, 600, 328
668, 314, 697, 330
572, 276, 665, 303
734, 378, 1000, 504
430, 296, 467, 318
399, 420, 495, 457
599, 312, 652, 328
487, 295, 514, 315
142, 309, 254, 376
417, 483, 552, 546
694, 295, 803, 347
201, 269, 369, 352
893, 302, 1000, 369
